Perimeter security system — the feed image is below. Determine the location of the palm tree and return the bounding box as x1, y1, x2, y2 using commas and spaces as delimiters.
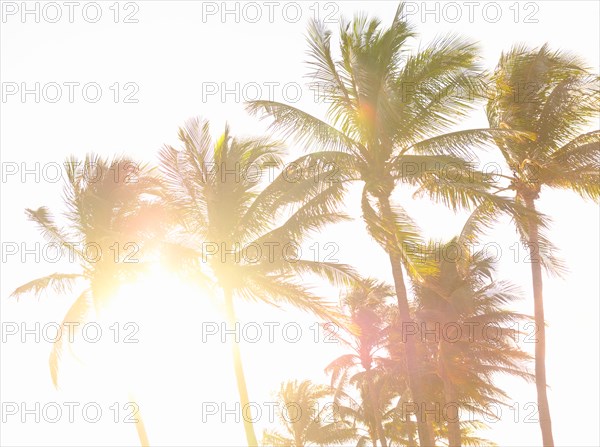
484, 44, 600, 446
326, 279, 396, 447
262, 380, 356, 447
247, 5, 521, 445
414, 239, 534, 447
334, 372, 402, 447
159, 118, 358, 446
10, 154, 163, 446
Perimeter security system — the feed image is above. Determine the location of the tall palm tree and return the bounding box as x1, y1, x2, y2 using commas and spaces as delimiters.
262, 380, 356, 447
247, 5, 521, 445
326, 279, 396, 447
414, 239, 534, 447
159, 118, 357, 446
10, 154, 163, 446
484, 44, 600, 446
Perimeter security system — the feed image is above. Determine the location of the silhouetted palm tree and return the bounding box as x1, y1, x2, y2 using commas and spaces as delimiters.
414, 239, 534, 447
247, 5, 521, 445
262, 380, 356, 447
326, 279, 396, 447
11, 154, 163, 446
159, 118, 357, 446
482, 44, 599, 446
334, 373, 401, 447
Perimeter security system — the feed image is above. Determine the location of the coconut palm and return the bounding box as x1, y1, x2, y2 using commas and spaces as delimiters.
10, 154, 163, 446
483, 44, 600, 446
247, 5, 522, 445
413, 239, 534, 447
333, 372, 402, 447
262, 380, 356, 447
159, 118, 358, 446
325, 279, 396, 447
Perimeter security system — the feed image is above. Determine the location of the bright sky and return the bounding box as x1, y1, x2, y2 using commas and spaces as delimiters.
1, 1, 599, 446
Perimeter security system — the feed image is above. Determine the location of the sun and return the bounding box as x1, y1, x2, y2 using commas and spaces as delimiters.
72, 265, 250, 445
86, 266, 219, 383
77, 263, 334, 445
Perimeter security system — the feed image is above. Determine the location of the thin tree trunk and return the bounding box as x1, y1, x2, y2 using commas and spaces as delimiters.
101, 295, 149, 447
442, 380, 461, 447
439, 334, 460, 447
406, 413, 417, 447
128, 392, 150, 447
524, 197, 554, 447
375, 405, 388, 447
224, 287, 259, 447
366, 369, 388, 447
377, 195, 435, 447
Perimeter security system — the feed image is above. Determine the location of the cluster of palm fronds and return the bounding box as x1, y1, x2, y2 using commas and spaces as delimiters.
11, 3, 598, 447
264, 249, 532, 447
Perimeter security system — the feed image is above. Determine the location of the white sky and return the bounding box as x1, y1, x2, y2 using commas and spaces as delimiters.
1, 1, 599, 446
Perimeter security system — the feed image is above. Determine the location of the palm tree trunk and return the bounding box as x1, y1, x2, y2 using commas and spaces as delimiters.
224, 287, 259, 447
442, 381, 461, 447
366, 369, 388, 447
439, 338, 460, 447
523, 197, 554, 447
128, 392, 150, 447
406, 414, 417, 447
377, 195, 435, 447
371, 432, 378, 447
375, 408, 388, 447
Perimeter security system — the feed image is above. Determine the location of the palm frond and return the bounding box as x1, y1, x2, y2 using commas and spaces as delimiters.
25, 207, 84, 260
49, 289, 93, 387
10, 273, 82, 299
246, 100, 362, 155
